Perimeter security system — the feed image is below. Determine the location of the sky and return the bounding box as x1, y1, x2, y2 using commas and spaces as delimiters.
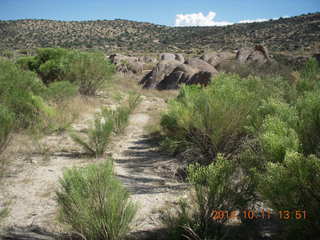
0, 0, 319, 26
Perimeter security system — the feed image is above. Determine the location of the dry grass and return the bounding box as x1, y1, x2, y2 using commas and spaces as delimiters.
0, 154, 8, 180
47, 95, 95, 133
143, 107, 163, 134
0, 95, 101, 173
0, 134, 31, 180
140, 88, 179, 101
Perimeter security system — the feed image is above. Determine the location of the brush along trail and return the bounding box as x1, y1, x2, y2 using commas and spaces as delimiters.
0, 95, 188, 238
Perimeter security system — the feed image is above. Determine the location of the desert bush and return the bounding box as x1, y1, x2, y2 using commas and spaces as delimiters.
158, 60, 320, 239
0, 50, 14, 59
296, 58, 320, 93
300, 57, 320, 80
35, 48, 71, 84
64, 51, 115, 95
101, 107, 130, 135
296, 90, 320, 156
0, 105, 14, 155
16, 56, 39, 71
45, 81, 78, 103
46, 96, 85, 133
17, 48, 115, 95
257, 151, 320, 239
38, 58, 66, 83
70, 112, 114, 157
0, 58, 46, 128
71, 93, 140, 156
127, 92, 142, 112
258, 116, 301, 163
218, 60, 294, 79
0, 208, 9, 224
16, 48, 71, 84
0, 104, 14, 154
248, 97, 299, 134
160, 155, 250, 240
56, 160, 137, 240
160, 74, 260, 164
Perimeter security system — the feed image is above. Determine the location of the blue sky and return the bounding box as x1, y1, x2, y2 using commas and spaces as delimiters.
0, 0, 319, 26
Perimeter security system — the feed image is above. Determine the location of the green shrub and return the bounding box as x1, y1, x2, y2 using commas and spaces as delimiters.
160, 74, 259, 164
259, 116, 300, 163
0, 208, 9, 224
296, 90, 320, 156
257, 151, 320, 239
64, 51, 115, 95
56, 160, 137, 240
16, 56, 38, 71
38, 59, 66, 83
1, 50, 14, 59
0, 105, 14, 155
36, 48, 70, 64
101, 93, 141, 134
158, 61, 320, 239
248, 97, 299, 134
0, 58, 46, 127
16, 48, 115, 95
70, 112, 114, 157
218, 60, 293, 80
71, 94, 140, 156
102, 107, 130, 135
161, 155, 249, 240
296, 58, 320, 93
128, 92, 142, 112
16, 48, 71, 84
45, 81, 78, 103
300, 57, 320, 80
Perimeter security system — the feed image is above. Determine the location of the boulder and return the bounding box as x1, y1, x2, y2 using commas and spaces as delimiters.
236, 48, 253, 64
189, 71, 214, 86
159, 53, 185, 62
186, 58, 218, 75
157, 64, 197, 89
109, 54, 138, 65
109, 54, 143, 74
140, 55, 219, 90
175, 53, 185, 63
143, 58, 218, 90
160, 53, 176, 61
236, 45, 271, 65
201, 51, 235, 67
138, 56, 157, 63
127, 61, 144, 74
140, 60, 182, 88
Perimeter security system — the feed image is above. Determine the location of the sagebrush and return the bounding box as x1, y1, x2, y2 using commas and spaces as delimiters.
56, 160, 137, 240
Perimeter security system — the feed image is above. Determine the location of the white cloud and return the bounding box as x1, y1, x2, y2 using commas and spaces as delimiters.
174, 12, 290, 27
238, 18, 268, 24
175, 11, 233, 27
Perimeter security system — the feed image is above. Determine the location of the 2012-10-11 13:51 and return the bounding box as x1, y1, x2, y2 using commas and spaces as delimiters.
212, 209, 307, 220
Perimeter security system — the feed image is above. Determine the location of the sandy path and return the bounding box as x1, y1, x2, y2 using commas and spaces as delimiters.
0, 96, 188, 238
112, 97, 188, 235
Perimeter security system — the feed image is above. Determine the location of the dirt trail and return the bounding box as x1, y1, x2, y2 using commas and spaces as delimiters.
0, 96, 188, 237
112, 97, 188, 234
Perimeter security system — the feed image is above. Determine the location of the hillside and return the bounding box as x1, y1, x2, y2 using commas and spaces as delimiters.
0, 12, 319, 54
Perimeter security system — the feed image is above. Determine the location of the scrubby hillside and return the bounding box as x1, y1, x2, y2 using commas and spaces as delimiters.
0, 12, 319, 54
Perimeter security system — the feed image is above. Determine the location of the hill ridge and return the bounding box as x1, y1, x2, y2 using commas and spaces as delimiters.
1, 12, 319, 54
